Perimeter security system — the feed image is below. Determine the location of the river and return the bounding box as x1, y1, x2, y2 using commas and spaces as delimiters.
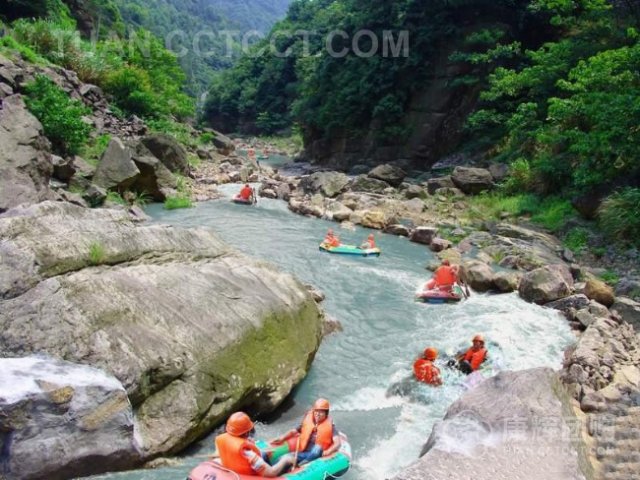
87, 183, 576, 480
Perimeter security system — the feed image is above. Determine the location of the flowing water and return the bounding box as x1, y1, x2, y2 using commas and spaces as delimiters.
87, 183, 576, 480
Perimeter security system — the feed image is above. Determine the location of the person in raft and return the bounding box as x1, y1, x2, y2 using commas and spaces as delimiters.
323, 229, 341, 248
424, 259, 458, 292
271, 398, 341, 465
359, 233, 376, 250
450, 334, 488, 375
215, 412, 294, 477
413, 347, 442, 386
238, 184, 255, 202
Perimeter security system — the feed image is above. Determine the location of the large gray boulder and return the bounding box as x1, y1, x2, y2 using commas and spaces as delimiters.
611, 297, 640, 332
130, 142, 178, 201
208, 129, 235, 155
367, 164, 406, 187
0, 201, 323, 466
140, 134, 189, 175
0, 356, 138, 479
461, 260, 495, 292
299, 171, 350, 197
393, 369, 585, 480
92, 137, 139, 191
350, 174, 390, 194
426, 176, 454, 195
0, 95, 52, 213
451, 166, 493, 195
410, 226, 438, 245
519, 264, 574, 304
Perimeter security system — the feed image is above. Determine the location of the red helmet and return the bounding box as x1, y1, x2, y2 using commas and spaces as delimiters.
226, 412, 254, 436
368, 234, 374, 239
313, 398, 330, 411
424, 347, 438, 360
472, 334, 485, 344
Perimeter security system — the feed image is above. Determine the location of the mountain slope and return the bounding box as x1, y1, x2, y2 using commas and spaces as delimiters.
113, 0, 293, 96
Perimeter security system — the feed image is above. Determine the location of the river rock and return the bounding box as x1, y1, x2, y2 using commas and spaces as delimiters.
451, 166, 493, 195
493, 271, 521, 292
384, 224, 410, 236
461, 260, 495, 292
0, 201, 323, 464
0, 356, 138, 479
299, 171, 349, 198
488, 163, 509, 182
367, 164, 406, 187
404, 184, 425, 199
140, 134, 189, 175
584, 277, 615, 307
426, 176, 454, 195
350, 174, 390, 193
51, 154, 76, 182
326, 201, 353, 222
394, 369, 585, 480
610, 297, 640, 331
130, 142, 178, 201
429, 237, 452, 252
519, 264, 574, 304
361, 210, 386, 229
410, 226, 438, 245
0, 95, 53, 213
545, 294, 590, 316
209, 129, 235, 155
92, 137, 139, 191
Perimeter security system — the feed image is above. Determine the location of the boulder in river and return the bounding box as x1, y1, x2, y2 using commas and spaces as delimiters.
0, 201, 324, 466
393, 369, 586, 480
0, 356, 138, 480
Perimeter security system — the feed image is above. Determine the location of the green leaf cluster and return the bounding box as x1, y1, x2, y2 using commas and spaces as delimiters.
24, 74, 93, 155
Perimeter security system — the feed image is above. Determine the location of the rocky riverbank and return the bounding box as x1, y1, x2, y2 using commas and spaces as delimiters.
187, 148, 640, 480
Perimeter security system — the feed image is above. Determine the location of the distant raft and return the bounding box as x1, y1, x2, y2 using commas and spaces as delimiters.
232, 195, 255, 205
319, 243, 381, 257
188, 434, 351, 480
415, 285, 464, 304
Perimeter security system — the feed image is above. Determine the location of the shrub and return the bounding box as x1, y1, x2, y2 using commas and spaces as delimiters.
599, 270, 619, 286
598, 188, 640, 246
81, 134, 111, 165
564, 227, 589, 252
106, 191, 127, 205
529, 198, 575, 232
24, 75, 92, 155
164, 195, 193, 210
88, 241, 106, 265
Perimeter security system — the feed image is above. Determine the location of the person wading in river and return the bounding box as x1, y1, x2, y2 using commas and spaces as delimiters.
451, 334, 488, 375
413, 347, 442, 386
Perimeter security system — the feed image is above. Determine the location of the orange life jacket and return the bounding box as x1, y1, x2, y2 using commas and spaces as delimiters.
367, 239, 375, 248
299, 411, 334, 451
463, 347, 487, 371
215, 433, 262, 475
239, 186, 253, 200
324, 235, 340, 247
434, 266, 456, 287
413, 358, 440, 385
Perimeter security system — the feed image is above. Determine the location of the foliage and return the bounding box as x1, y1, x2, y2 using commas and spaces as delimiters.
599, 270, 620, 286
0, 36, 47, 64
164, 195, 193, 210
598, 188, 640, 246
112, 0, 291, 96
147, 118, 198, 148
6, 18, 194, 119
563, 227, 589, 252
464, 0, 640, 196
81, 134, 112, 165
24, 74, 92, 155
88, 241, 106, 265
204, 0, 539, 138
106, 191, 127, 205
465, 192, 575, 232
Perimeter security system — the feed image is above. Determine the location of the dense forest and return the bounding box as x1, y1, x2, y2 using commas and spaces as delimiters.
113, 0, 292, 95
205, 0, 640, 244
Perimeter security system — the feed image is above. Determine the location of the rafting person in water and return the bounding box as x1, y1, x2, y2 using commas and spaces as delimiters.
215, 412, 294, 477
413, 347, 442, 386
449, 334, 488, 375
238, 184, 255, 203
424, 259, 458, 292
323, 229, 341, 248
272, 398, 341, 466
359, 233, 376, 250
